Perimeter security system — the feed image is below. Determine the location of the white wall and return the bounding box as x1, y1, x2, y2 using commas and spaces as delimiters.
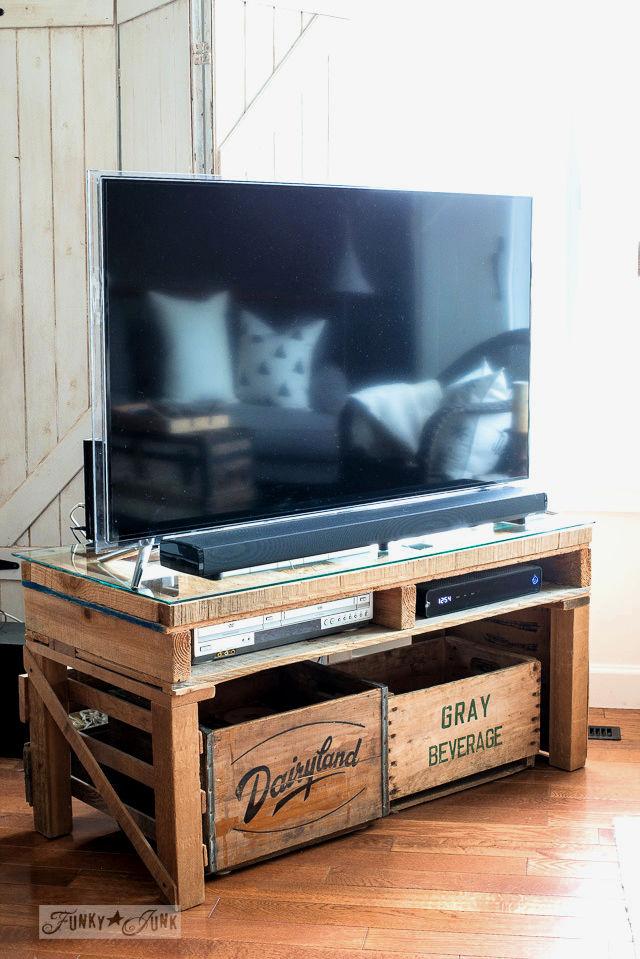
582, 513, 640, 708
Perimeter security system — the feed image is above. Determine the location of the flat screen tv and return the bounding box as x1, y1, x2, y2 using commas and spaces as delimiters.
88, 173, 542, 572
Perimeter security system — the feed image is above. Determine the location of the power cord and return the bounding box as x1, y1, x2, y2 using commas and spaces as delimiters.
69, 503, 87, 545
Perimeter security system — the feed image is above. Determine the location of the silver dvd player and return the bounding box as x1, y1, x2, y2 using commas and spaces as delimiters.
193, 592, 373, 663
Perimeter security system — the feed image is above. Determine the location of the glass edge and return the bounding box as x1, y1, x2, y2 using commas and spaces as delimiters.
87, 170, 116, 551
12, 515, 594, 605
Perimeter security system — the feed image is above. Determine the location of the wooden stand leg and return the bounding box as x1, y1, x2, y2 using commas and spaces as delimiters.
28, 655, 72, 838
549, 603, 590, 771
151, 702, 205, 910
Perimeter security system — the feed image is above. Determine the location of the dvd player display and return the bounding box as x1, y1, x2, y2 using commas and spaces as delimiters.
193, 593, 373, 663
417, 564, 542, 618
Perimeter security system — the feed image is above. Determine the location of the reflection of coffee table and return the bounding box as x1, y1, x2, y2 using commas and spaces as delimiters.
110, 404, 255, 520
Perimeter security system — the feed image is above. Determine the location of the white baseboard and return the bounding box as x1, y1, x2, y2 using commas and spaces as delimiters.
590, 664, 640, 709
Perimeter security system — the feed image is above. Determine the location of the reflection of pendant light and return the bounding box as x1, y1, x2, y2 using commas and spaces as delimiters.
332, 233, 374, 294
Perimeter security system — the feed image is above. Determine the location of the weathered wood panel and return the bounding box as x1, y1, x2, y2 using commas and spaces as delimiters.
0, 29, 27, 506
51, 28, 89, 437
118, 0, 193, 172
117, 0, 176, 23
0, 1, 113, 29
83, 26, 118, 169
23, 587, 193, 685
216, 12, 348, 184
17, 28, 57, 474
0, 22, 117, 552
213, 0, 246, 145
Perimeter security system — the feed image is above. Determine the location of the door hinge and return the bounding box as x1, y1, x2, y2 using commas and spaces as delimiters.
193, 42, 211, 66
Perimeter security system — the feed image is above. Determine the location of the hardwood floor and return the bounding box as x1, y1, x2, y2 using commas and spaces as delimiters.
0, 707, 637, 958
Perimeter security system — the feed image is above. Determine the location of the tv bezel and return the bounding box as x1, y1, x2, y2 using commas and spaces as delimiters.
87, 170, 535, 555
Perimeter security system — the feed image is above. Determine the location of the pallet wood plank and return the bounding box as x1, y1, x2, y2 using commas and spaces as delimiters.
178, 585, 589, 692
67, 675, 152, 731
162, 537, 592, 627
24, 648, 177, 903
27, 654, 72, 838
373, 584, 416, 629
27, 563, 164, 624
23, 587, 192, 684
549, 603, 589, 771
79, 731, 155, 788
19, 526, 592, 628
151, 702, 204, 909
18, 673, 29, 723
25, 632, 167, 704
543, 546, 591, 588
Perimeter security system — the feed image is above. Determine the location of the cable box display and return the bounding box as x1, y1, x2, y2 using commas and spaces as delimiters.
192, 593, 373, 664
417, 564, 542, 618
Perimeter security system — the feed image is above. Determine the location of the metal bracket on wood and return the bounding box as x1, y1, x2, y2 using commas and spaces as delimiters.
192, 41, 211, 65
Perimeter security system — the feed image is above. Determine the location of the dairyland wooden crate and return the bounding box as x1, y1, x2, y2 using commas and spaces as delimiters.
199, 661, 388, 873
338, 635, 541, 807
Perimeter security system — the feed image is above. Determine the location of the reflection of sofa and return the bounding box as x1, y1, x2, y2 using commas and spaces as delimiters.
341, 330, 530, 490
109, 293, 349, 491
227, 370, 345, 486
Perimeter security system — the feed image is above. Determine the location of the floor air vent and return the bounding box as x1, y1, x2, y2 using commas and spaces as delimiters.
588, 725, 622, 741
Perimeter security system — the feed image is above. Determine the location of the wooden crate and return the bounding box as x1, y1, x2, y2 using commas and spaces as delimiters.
199, 661, 387, 873
337, 635, 541, 806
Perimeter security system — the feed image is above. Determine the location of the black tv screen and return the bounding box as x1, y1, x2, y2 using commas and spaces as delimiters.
94, 175, 532, 546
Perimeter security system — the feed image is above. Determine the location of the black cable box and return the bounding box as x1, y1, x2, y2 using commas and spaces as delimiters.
417, 564, 542, 618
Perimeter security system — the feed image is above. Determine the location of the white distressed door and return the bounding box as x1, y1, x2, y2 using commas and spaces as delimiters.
214, 1, 350, 182
0, 3, 118, 618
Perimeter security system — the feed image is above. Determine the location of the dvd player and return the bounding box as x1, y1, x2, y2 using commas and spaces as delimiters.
193, 592, 373, 663
417, 564, 542, 618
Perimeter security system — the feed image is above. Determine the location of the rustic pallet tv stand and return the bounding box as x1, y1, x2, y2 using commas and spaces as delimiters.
17, 515, 591, 911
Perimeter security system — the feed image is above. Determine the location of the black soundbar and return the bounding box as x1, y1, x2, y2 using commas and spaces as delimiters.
159, 487, 547, 579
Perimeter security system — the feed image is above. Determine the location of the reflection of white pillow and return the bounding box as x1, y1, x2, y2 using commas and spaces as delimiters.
237, 311, 325, 409
148, 290, 235, 404
351, 380, 443, 456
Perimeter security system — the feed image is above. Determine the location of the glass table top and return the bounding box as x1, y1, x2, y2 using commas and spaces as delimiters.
15, 512, 592, 606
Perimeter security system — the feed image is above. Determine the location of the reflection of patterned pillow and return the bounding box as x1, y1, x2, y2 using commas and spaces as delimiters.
236, 311, 325, 409
426, 363, 513, 481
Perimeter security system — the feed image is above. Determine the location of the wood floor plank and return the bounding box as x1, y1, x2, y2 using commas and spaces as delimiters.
207, 896, 630, 939
269, 845, 529, 876
526, 856, 621, 880
320, 863, 624, 900
391, 841, 619, 862
207, 880, 630, 921
365, 927, 630, 958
